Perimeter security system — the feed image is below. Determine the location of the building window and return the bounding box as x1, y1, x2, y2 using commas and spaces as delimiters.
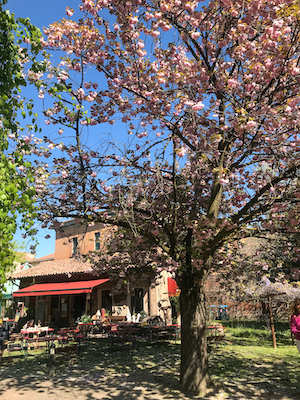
102, 290, 112, 314
131, 288, 144, 314
95, 232, 100, 250
72, 237, 78, 256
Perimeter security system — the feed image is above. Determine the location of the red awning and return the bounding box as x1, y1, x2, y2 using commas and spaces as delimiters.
13, 278, 109, 297
167, 277, 180, 297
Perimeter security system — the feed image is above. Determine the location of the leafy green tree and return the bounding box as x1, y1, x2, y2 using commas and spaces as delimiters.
0, 0, 41, 291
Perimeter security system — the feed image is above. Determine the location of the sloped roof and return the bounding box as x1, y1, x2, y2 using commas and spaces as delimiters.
32, 253, 55, 262
11, 258, 93, 279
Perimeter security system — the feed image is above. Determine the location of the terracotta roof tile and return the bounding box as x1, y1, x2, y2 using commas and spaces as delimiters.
12, 258, 93, 279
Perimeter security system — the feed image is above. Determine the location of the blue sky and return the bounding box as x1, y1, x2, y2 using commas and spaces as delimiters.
8, 1, 87, 258
7, 0, 82, 27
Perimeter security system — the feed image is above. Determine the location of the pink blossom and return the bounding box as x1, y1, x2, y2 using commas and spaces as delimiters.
291, 67, 300, 76
245, 120, 257, 130
192, 102, 204, 111
273, 19, 283, 29
129, 16, 138, 25
219, 178, 229, 185
190, 32, 200, 40
24, 136, 32, 144
77, 88, 85, 99
66, 7, 74, 16
283, 27, 291, 35
285, 106, 292, 114
150, 31, 160, 38
178, 147, 187, 157
151, 230, 160, 236
228, 78, 239, 89
154, 12, 162, 20
58, 73, 68, 81
73, 63, 81, 71
160, 3, 168, 12
265, 59, 273, 70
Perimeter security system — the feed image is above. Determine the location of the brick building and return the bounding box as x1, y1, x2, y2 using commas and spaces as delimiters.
11, 221, 172, 328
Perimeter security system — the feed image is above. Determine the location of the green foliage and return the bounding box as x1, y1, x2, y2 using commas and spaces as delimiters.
76, 314, 93, 324
227, 326, 271, 339
0, 0, 41, 293
169, 295, 180, 309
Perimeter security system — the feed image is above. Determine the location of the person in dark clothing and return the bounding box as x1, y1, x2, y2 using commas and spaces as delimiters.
0, 323, 9, 354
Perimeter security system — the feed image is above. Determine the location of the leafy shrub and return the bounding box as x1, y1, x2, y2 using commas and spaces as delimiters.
77, 314, 93, 324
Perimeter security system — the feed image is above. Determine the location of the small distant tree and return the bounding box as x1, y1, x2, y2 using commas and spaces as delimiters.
0, 0, 41, 290
25, 0, 300, 393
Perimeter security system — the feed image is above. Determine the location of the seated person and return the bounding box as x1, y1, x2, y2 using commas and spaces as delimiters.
23, 319, 37, 330
0, 323, 9, 352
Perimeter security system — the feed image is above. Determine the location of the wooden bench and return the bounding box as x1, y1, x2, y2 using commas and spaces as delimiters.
146, 325, 181, 343
108, 324, 140, 350
0, 340, 26, 361
0, 333, 83, 362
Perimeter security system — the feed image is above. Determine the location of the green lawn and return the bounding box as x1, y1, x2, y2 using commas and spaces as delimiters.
208, 320, 300, 395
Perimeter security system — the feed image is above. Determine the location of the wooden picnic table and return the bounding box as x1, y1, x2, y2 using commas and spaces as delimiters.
206, 324, 226, 349
147, 324, 180, 342
21, 327, 54, 350
0, 326, 85, 361
78, 323, 93, 337
108, 323, 141, 349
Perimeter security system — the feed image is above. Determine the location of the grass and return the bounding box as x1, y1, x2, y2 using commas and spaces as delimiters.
1, 322, 300, 399
207, 320, 300, 397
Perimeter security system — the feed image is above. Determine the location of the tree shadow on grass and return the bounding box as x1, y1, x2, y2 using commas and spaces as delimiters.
209, 348, 300, 400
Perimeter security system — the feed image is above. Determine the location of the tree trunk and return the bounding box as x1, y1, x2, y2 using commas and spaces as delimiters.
179, 276, 212, 393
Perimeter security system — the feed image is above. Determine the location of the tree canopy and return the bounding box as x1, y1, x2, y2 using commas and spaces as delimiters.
0, 0, 41, 292
22, 0, 300, 393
